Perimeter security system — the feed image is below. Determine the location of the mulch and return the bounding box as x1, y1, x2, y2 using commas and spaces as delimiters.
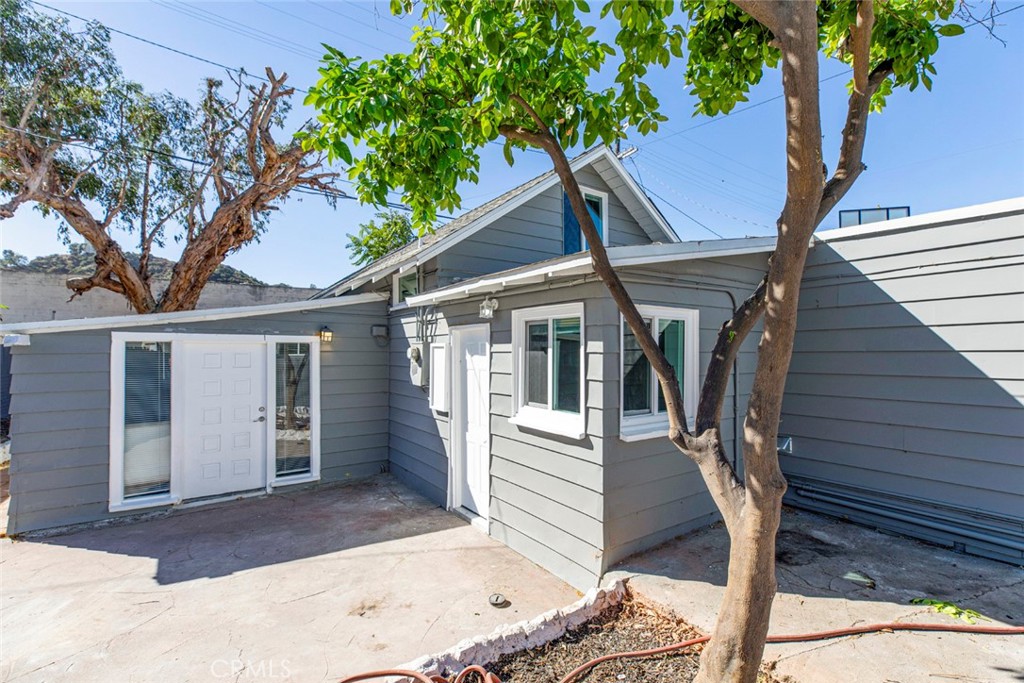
484, 596, 783, 683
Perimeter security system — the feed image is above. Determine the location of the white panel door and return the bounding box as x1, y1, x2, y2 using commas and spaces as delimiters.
182, 342, 267, 499
453, 326, 490, 518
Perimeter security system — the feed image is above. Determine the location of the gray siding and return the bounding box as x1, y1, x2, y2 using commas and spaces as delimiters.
602, 254, 770, 568
6, 300, 389, 534
388, 283, 610, 590
435, 164, 653, 287
781, 209, 1024, 563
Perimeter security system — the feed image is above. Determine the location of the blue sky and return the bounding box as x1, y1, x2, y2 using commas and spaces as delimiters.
3, 1, 1022, 288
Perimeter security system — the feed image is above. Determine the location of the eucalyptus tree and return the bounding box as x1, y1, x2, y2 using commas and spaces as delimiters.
0, 0, 340, 313
306, 1, 967, 680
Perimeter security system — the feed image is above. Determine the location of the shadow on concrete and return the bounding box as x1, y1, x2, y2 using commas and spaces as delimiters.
612, 506, 1024, 625
31, 476, 464, 584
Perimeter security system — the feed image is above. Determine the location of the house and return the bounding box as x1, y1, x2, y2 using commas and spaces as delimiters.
1, 145, 1019, 588
778, 198, 1024, 565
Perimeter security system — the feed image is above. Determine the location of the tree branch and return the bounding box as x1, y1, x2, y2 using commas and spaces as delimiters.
697, 269, 769, 433
730, 0, 787, 36
816, 57, 893, 226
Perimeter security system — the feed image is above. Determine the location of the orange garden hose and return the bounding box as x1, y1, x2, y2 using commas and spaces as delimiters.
339, 622, 1024, 683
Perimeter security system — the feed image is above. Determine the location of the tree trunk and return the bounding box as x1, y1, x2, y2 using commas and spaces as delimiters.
694, 503, 782, 683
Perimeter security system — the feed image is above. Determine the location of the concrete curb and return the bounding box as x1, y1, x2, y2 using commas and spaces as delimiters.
400, 579, 629, 678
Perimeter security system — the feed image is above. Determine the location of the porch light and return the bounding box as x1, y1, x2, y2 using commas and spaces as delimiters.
479, 296, 499, 320
319, 326, 334, 343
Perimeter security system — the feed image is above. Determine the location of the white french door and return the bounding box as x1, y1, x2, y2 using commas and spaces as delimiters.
109, 333, 320, 512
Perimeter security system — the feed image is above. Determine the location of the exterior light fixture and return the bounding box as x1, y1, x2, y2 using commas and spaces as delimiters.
319, 326, 334, 343
479, 296, 499, 320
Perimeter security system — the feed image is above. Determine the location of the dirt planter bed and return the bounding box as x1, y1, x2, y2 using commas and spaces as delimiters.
395, 580, 782, 683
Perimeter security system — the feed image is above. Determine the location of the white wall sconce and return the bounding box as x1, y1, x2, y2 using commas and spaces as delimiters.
479, 296, 499, 320
319, 326, 334, 343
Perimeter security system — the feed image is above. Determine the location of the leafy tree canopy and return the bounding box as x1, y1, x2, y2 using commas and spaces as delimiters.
1, 0, 337, 312
306, 0, 962, 229
346, 209, 414, 266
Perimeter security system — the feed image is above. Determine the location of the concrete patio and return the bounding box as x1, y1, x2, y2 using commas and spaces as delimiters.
0, 476, 579, 682
609, 508, 1024, 683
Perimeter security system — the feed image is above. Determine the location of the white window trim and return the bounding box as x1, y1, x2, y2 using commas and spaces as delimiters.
619, 305, 699, 442
392, 269, 420, 306
580, 186, 610, 249
429, 342, 450, 413
109, 332, 321, 513
510, 302, 586, 440
266, 336, 322, 488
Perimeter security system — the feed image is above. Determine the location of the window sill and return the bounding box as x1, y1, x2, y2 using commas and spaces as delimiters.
509, 406, 586, 440
619, 415, 694, 442
109, 493, 179, 513
270, 473, 320, 488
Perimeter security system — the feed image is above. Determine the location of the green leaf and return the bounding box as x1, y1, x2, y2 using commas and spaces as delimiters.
937, 24, 965, 37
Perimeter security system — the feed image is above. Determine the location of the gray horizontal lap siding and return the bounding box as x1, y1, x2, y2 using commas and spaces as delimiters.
486, 284, 610, 590
435, 166, 652, 287
601, 254, 770, 570
6, 300, 389, 534
389, 283, 610, 590
781, 211, 1024, 563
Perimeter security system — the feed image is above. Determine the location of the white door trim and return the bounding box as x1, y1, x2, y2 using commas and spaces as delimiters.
109, 332, 320, 512
449, 323, 491, 526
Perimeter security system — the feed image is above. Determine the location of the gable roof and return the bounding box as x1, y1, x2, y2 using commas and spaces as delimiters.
406, 236, 777, 306
313, 146, 680, 299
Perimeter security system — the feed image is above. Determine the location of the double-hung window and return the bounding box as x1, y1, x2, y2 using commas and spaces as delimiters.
620, 306, 699, 441
562, 187, 608, 255
511, 302, 586, 439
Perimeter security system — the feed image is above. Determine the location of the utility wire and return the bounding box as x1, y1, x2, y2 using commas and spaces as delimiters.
305, 0, 411, 42
254, 0, 400, 54
637, 161, 775, 232
1, 124, 456, 220
27, 0, 310, 94
641, 4, 1024, 148
149, 0, 324, 63
627, 170, 722, 239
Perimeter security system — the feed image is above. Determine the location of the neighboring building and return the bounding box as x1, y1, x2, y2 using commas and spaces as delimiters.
1, 145, 1020, 588
779, 199, 1024, 565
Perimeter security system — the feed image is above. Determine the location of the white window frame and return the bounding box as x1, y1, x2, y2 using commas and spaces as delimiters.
109, 332, 321, 512
428, 342, 449, 412
619, 305, 699, 442
510, 302, 586, 440
392, 268, 419, 306
267, 336, 322, 489
581, 187, 610, 249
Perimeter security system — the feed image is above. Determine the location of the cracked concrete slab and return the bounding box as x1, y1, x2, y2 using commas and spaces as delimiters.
606, 508, 1024, 683
0, 476, 579, 682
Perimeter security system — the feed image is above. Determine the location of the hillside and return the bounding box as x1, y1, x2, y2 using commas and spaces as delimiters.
1, 248, 268, 286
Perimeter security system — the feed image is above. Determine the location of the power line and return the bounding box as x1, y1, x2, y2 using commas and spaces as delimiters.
305, 0, 410, 42
254, 0, 400, 54
638, 152, 780, 214
1, 123, 456, 220
637, 161, 775, 233
149, 0, 324, 63
27, 0, 310, 94
640, 5, 1024, 148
